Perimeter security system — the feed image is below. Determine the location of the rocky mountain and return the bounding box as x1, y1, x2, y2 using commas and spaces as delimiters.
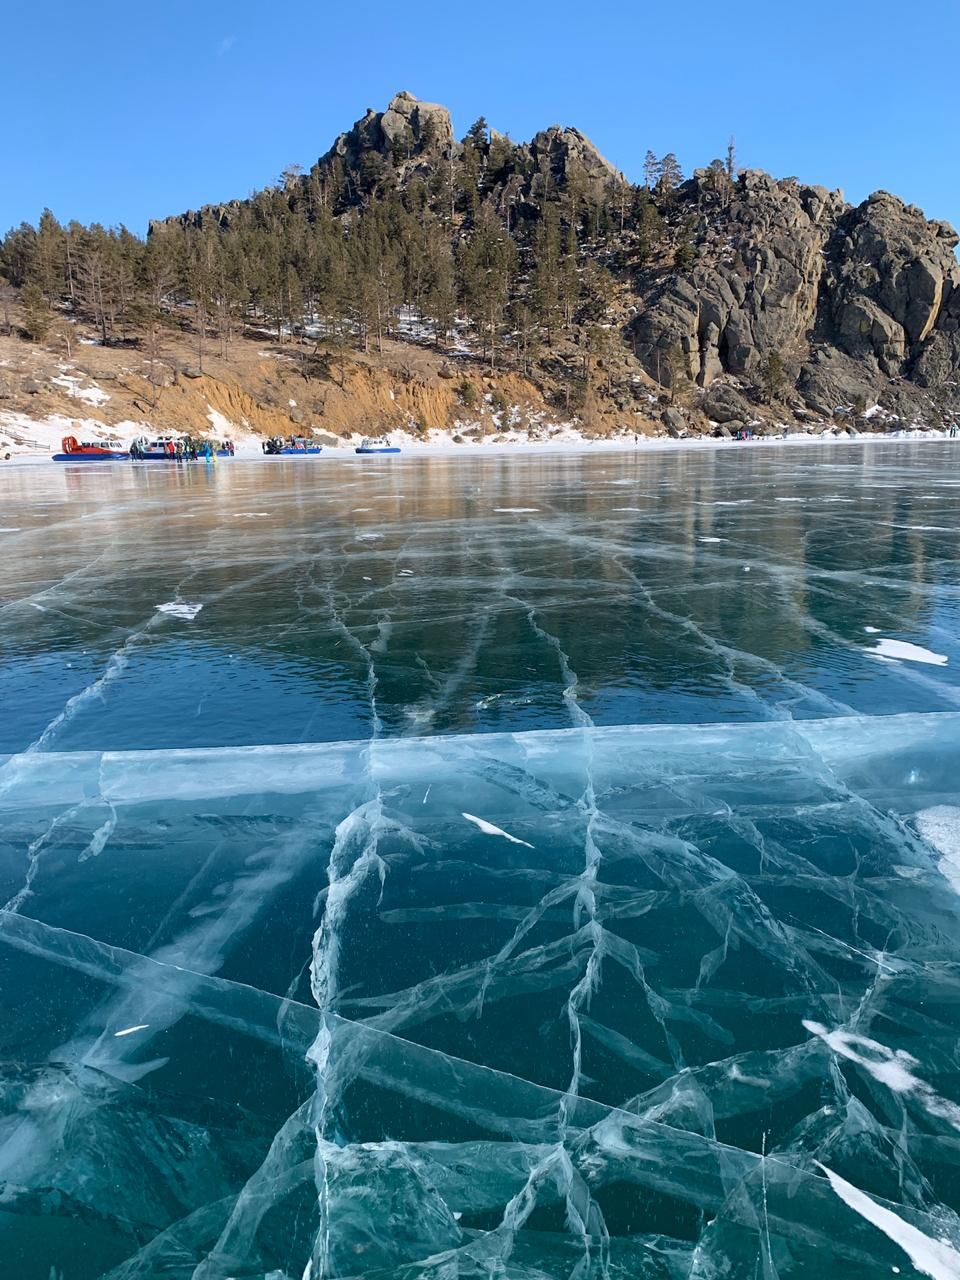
6, 91, 960, 440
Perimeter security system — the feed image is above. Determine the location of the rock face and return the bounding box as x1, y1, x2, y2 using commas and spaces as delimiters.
523, 125, 618, 190
631, 172, 847, 388
631, 169, 960, 420
324, 91, 454, 167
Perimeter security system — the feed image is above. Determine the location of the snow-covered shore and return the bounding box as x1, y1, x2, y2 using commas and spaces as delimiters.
1, 408, 958, 468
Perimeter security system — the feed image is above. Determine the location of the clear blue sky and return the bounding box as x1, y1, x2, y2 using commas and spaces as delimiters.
4, 0, 959, 236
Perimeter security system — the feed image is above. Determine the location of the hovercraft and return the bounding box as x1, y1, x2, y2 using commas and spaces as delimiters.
53, 435, 128, 462
263, 436, 323, 455
355, 437, 400, 454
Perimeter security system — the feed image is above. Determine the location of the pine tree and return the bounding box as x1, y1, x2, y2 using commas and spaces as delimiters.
643, 150, 658, 191
656, 154, 683, 200
21, 283, 53, 342
531, 203, 562, 343
632, 190, 664, 264
726, 137, 737, 180
419, 113, 439, 153
466, 117, 489, 149
674, 239, 695, 271
1, 223, 38, 288
76, 227, 114, 343
457, 203, 515, 367
559, 220, 579, 329
34, 210, 66, 300
760, 351, 786, 402
424, 237, 456, 345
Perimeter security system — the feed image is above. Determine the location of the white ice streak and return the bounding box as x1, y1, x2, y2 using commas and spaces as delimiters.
867, 638, 948, 666
819, 1164, 960, 1280
804, 1021, 960, 1130
113, 1024, 149, 1037
462, 812, 535, 848
916, 806, 960, 895
156, 601, 203, 620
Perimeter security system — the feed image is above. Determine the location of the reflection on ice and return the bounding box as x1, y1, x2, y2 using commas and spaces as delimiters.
1, 715, 960, 1275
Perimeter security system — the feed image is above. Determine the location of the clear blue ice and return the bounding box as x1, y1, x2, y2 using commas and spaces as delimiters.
2, 443, 960, 1278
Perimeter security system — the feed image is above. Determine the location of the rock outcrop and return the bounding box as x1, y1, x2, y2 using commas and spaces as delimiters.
524, 125, 618, 190
629, 168, 960, 421
631, 172, 846, 388
323, 90, 454, 167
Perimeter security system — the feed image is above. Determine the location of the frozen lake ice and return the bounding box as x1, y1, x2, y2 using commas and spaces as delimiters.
3, 443, 960, 1277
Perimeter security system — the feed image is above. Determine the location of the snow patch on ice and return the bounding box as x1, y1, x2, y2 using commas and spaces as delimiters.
494, 507, 539, 514
867, 639, 947, 666
462, 812, 534, 849
156, 601, 203, 621
916, 807, 960, 896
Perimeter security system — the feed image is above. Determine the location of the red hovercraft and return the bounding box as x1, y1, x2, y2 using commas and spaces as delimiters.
53, 435, 129, 462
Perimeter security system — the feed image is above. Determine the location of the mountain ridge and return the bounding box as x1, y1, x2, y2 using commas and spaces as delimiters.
3, 90, 960, 443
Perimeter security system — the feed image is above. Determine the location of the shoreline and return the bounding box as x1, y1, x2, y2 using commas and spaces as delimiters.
3, 425, 958, 468
1, 412, 960, 468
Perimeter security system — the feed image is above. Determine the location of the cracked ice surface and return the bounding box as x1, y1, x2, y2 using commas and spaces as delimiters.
2, 720, 960, 1276
2, 446, 960, 1277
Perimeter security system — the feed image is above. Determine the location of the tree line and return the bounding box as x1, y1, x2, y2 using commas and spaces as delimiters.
0, 125, 706, 375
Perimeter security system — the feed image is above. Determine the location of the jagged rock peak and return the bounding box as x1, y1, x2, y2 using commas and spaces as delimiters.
382, 91, 453, 147
324, 91, 454, 165
528, 125, 618, 184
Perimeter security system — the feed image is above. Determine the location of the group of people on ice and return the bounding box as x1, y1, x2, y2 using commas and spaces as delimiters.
129, 437, 235, 460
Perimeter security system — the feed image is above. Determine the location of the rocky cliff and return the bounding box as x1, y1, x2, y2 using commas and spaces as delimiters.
630, 168, 960, 424
57, 92, 960, 435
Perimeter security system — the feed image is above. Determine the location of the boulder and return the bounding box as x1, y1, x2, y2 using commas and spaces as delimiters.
661, 408, 686, 438
181, 366, 203, 379
798, 349, 876, 416
702, 383, 753, 424
380, 91, 454, 154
